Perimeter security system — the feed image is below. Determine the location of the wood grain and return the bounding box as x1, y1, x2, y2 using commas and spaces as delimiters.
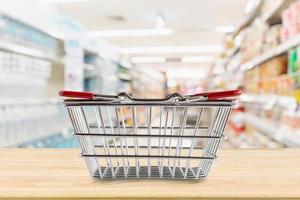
0, 148, 299, 199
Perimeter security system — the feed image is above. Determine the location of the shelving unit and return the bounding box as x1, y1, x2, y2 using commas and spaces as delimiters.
215, 0, 300, 148
262, 0, 294, 25
242, 113, 300, 147
241, 93, 297, 110
0, 12, 67, 148
224, 0, 297, 71
83, 48, 100, 92
232, 1, 262, 37
241, 36, 300, 70
0, 40, 62, 63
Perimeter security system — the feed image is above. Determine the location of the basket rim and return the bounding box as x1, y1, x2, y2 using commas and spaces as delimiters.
62, 99, 238, 107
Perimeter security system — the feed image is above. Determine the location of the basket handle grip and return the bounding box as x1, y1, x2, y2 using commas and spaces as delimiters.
191, 89, 241, 100
59, 90, 94, 99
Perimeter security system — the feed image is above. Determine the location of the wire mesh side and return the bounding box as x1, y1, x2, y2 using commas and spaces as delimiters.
66, 104, 232, 179
200, 107, 232, 177
67, 107, 101, 177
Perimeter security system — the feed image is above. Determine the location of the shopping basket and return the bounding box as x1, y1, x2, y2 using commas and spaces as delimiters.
59, 89, 240, 179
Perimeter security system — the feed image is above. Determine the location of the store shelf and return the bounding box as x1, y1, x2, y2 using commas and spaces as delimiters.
227, 0, 296, 71
262, 0, 294, 25
5, 131, 65, 148
0, 98, 61, 106
241, 93, 297, 110
232, 1, 262, 37
243, 113, 300, 147
232, 0, 294, 37
223, 47, 240, 69
84, 48, 98, 57
241, 36, 300, 70
0, 40, 62, 63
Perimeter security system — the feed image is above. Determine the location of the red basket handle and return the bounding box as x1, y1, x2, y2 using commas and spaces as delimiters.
59, 90, 94, 99
191, 89, 241, 100
59, 89, 241, 100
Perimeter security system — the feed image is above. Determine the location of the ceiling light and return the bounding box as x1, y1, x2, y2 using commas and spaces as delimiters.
89, 28, 174, 37
215, 26, 236, 33
120, 45, 223, 54
181, 56, 214, 63
167, 69, 207, 79
131, 56, 166, 63
156, 15, 165, 29
40, 0, 89, 3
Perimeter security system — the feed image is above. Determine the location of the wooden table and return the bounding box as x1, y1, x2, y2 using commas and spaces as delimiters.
0, 149, 299, 199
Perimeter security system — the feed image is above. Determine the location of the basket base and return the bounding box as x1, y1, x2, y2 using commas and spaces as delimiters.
91, 166, 206, 179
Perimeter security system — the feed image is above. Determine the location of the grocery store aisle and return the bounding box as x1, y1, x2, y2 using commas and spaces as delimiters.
0, 0, 300, 148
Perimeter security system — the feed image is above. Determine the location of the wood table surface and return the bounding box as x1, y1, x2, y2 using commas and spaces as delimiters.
0, 148, 299, 200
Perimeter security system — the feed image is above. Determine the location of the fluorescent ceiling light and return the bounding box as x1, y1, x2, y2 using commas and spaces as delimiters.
40, 0, 89, 3
120, 45, 223, 54
156, 15, 165, 29
131, 56, 166, 63
215, 26, 236, 33
167, 69, 207, 79
181, 56, 214, 63
89, 28, 174, 37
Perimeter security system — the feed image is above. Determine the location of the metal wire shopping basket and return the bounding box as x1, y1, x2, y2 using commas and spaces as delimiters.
59, 89, 240, 180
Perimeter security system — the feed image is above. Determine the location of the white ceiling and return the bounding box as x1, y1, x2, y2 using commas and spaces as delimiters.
49, 0, 248, 73
51, 0, 248, 49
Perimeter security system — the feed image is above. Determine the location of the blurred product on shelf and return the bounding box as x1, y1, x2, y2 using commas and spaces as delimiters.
215, 0, 300, 148
288, 46, 300, 80
0, 100, 70, 147
0, 12, 70, 147
0, 14, 63, 59
0, 3, 133, 148
264, 24, 282, 52
117, 63, 133, 94
281, 1, 300, 41
244, 55, 290, 95
18, 133, 78, 148
131, 67, 165, 98
0, 50, 52, 99
240, 19, 267, 63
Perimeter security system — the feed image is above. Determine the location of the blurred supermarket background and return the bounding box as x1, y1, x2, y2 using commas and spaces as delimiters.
0, 0, 299, 148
